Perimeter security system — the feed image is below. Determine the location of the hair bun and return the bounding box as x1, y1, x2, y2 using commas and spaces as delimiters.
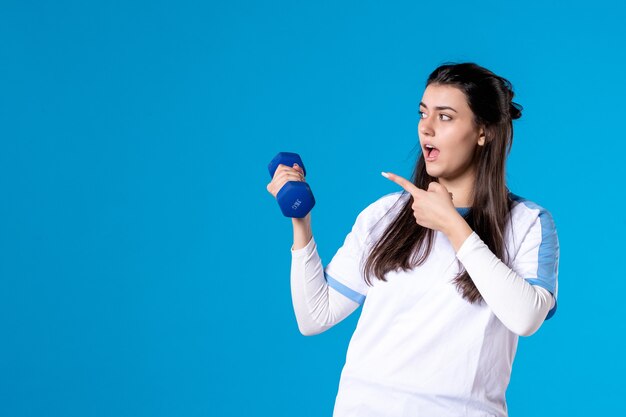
509, 101, 523, 120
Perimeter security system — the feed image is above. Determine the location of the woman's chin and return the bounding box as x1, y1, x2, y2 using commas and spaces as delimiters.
425, 166, 441, 178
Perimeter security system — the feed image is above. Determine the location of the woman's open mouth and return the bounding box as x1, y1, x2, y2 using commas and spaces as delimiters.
425, 144, 440, 161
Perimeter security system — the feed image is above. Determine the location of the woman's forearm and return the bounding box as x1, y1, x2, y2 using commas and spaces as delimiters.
445, 220, 554, 336
290, 234, 360, 336
458, 235, 553, 336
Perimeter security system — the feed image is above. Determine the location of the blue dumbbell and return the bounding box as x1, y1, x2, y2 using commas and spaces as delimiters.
268, 152, 316, 218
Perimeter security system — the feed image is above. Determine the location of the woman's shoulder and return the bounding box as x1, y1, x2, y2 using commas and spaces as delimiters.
508, 191, 557, 229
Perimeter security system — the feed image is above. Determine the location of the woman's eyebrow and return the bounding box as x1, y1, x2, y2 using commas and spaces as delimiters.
419, 102, 458, 113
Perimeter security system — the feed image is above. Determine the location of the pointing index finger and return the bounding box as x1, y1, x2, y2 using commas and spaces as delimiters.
381, 171, 422, 197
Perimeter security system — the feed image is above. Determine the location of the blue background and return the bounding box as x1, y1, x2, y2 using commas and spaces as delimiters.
1, 0, 625, 416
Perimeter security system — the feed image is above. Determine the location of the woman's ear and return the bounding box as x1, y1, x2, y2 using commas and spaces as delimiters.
477, 126, 486, 146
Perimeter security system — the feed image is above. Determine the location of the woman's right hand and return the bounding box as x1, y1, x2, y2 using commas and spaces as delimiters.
266, 163, 306, 199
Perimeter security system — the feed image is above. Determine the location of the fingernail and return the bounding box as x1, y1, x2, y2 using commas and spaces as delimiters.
294, 163, 299, 167
381, 172, 389, 178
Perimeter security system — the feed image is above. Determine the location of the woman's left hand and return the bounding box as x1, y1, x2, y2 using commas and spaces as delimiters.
381, 171, 461, 233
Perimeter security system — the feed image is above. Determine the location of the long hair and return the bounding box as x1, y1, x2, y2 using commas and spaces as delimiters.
363, 62, 523, 303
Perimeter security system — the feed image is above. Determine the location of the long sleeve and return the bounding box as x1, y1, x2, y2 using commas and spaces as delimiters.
290, 236, 361, 336
455, 231, 557, 336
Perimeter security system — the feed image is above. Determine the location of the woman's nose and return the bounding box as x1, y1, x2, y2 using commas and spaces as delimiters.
419, 118, 434, 136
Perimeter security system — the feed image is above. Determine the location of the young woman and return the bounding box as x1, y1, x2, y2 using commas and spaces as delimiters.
267, 62, 559, 417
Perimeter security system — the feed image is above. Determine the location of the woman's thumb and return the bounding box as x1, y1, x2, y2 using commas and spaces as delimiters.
428, 181, 440, 191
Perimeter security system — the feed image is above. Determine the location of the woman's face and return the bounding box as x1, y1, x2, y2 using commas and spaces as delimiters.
418, 83, 485, 181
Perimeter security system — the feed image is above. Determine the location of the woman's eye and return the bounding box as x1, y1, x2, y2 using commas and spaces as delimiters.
418, 111, 452, 121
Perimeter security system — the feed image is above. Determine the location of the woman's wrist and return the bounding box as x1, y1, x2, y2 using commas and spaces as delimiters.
292, 211, 311, 227
292, 212, 313, 250
443, 214, 474, 253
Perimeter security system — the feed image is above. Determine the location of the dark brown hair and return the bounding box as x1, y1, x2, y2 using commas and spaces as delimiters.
363, 62, 523, 303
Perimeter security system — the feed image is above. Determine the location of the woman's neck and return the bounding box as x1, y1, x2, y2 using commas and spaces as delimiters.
438, 173, 475, 208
